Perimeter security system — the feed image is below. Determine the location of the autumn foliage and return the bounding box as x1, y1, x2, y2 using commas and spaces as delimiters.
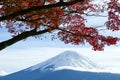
0, 0, 120, 51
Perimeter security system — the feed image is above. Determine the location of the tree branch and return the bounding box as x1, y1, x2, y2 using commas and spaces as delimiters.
57, 27, 92, 38
0, 27, 56, 51
0, 0, 81, 21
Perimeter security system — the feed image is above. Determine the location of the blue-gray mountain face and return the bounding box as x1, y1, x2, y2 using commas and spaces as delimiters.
1, 69, 120, 80
0, 51, 120, 80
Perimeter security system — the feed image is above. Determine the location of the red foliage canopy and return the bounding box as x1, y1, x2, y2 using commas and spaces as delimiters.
0, 0, 120, 51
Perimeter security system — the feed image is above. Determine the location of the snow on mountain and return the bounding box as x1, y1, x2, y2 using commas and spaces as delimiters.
0, 50, 120, 80
28, 50, 100, 71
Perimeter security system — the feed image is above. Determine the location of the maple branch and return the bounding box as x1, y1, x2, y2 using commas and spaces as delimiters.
18, 18, 43, 22
0, 0, 83, 21
57, 27, 93, 38
84, 13, 108, 17
0, 27, 56, 51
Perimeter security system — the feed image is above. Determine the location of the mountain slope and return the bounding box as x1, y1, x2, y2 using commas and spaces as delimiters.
28, 50, 99, 71
0, 50, 120, 80
0, 68, 120, 80
36, 69, 120, 80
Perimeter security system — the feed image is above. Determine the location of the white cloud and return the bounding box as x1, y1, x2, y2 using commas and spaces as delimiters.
0, 71, 7, 76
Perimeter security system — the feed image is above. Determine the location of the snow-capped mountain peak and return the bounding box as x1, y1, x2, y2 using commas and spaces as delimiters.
28, 50, 99, 71
1, 51, 120, 80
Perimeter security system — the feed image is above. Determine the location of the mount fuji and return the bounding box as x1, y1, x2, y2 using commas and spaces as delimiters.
0, 50, 120, 80
29, 50, 100, 71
